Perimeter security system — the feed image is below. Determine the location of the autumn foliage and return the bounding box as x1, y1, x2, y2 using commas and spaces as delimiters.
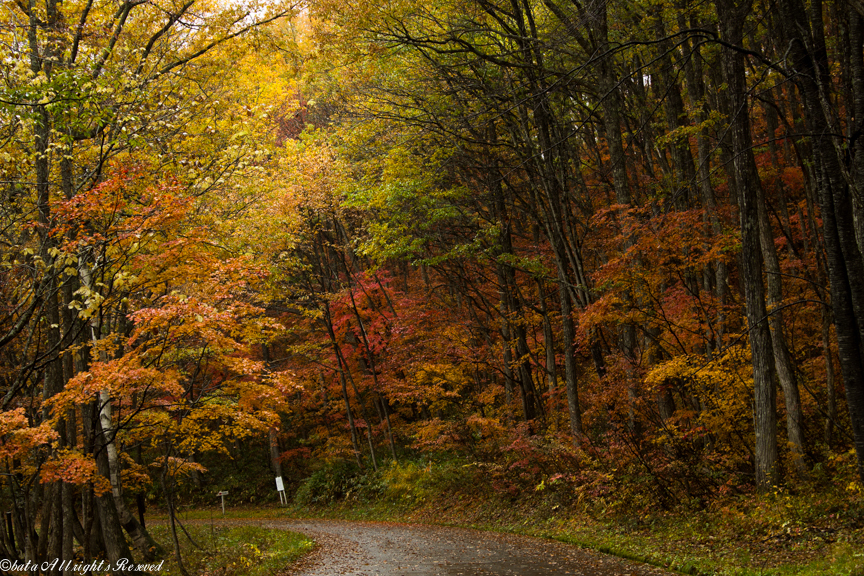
2, 0, 864, 569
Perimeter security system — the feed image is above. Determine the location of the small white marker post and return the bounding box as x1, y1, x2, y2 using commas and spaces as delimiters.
216, 490, 228, 515
275, 476, 286, 506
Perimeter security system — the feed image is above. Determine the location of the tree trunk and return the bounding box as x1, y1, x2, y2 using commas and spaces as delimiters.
537, 278, 557, 411
269, 428, 284, 478
715, 0, 780, 491
98, 390, 161, 560
93, 487, 134, 568
757, 183, 808, 477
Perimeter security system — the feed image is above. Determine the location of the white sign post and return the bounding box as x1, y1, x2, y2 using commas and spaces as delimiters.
216, 491, 228, 515
275, 477, 286, 505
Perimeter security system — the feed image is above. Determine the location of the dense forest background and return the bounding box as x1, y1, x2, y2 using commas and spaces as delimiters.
2, 0, 864, 570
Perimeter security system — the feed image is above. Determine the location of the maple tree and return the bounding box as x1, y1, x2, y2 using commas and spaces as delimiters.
0, 0, 296, 569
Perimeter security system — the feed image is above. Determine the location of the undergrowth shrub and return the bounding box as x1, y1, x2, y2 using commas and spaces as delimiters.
377, 460, 431, 503
294, 461, 366, 504
294, 456, 480, 506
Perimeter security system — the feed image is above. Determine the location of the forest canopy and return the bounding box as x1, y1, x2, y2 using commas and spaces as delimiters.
1, 0, 864, 569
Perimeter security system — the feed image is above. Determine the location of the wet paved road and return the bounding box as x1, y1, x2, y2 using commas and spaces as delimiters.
255, 519, 676, 576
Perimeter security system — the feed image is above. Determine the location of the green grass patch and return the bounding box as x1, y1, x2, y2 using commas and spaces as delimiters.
149, 508, 288, 522
148, 523, 312, 576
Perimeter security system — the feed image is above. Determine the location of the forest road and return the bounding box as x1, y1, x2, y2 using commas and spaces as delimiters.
246, 518, 677, 576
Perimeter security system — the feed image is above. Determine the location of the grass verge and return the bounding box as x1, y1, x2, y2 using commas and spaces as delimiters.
147, 523, 312, 576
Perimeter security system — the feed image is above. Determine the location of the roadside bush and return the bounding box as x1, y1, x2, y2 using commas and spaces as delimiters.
294, 460, 363, 504
294, 456, 481, 506
293, 460, 391, 504
376, 460, 437, 503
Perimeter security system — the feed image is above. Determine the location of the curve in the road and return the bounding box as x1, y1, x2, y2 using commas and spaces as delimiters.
251, 519, 678, 576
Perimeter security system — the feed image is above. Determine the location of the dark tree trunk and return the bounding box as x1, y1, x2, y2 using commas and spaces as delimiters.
715, 0, 780, 490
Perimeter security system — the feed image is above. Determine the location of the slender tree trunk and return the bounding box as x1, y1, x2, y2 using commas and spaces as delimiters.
599, 3, 641, 434
98, 376, 161, 560
716, 0, 780, 491
336, 349, 362, 466
557, 268, 583, 443
757, 184, 808, 477
679, 8, 729, 347
332, 331, 378, 471
345, 287, 398, 459
161, 467, 189, 576
269, 428, 283, 478
499, 309, 516, 410
850, 12, 864, 255
537, 278, 557, 411
822, 305, 839, 446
